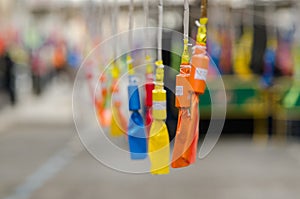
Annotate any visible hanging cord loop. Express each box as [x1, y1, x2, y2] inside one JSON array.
[[143, 0, 149, 58], [127, 0, 135, 75], [154, 0, 164, 90]]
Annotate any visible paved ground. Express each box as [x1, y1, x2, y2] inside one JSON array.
[[0, 82, 300, 199]]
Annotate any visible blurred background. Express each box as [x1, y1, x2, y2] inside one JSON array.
[[0, 0, 300, 199]]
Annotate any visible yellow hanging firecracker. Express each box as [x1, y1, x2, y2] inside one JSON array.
[[148, 0, 170, 175], [110, 0, 127, 137], [110, 60, 127, 136]]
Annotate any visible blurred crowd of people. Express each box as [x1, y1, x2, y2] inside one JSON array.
[[0, 25, 82, 106]]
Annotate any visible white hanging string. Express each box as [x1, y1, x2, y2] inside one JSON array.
[[112, 0, 119, 59], [183, 0, 189, 41], [129, 0, 134, 52], [158, 0, 163, 61], [143, 0, 149, 57], [82, 0, 98, 54]]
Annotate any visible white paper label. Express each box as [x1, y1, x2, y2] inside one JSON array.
[[153, 101, 166, 110], [194, 68, 208, 81], [175, 86, 183, 96]]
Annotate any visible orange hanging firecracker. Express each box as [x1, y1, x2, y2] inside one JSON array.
[[96, 74, 112, 127], [171, 0, 195, 168], [172, 0, 209, 167], [188, 0, 209, 163], [85, 60, 112, 129], [96, 5, 112, 128]]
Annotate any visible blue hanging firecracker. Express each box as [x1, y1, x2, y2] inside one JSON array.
[[127, 0, 147, 160]]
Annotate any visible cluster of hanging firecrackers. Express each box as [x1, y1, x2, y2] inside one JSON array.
[[84, 0, 121, 132], [94, 0, 210, 175]]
